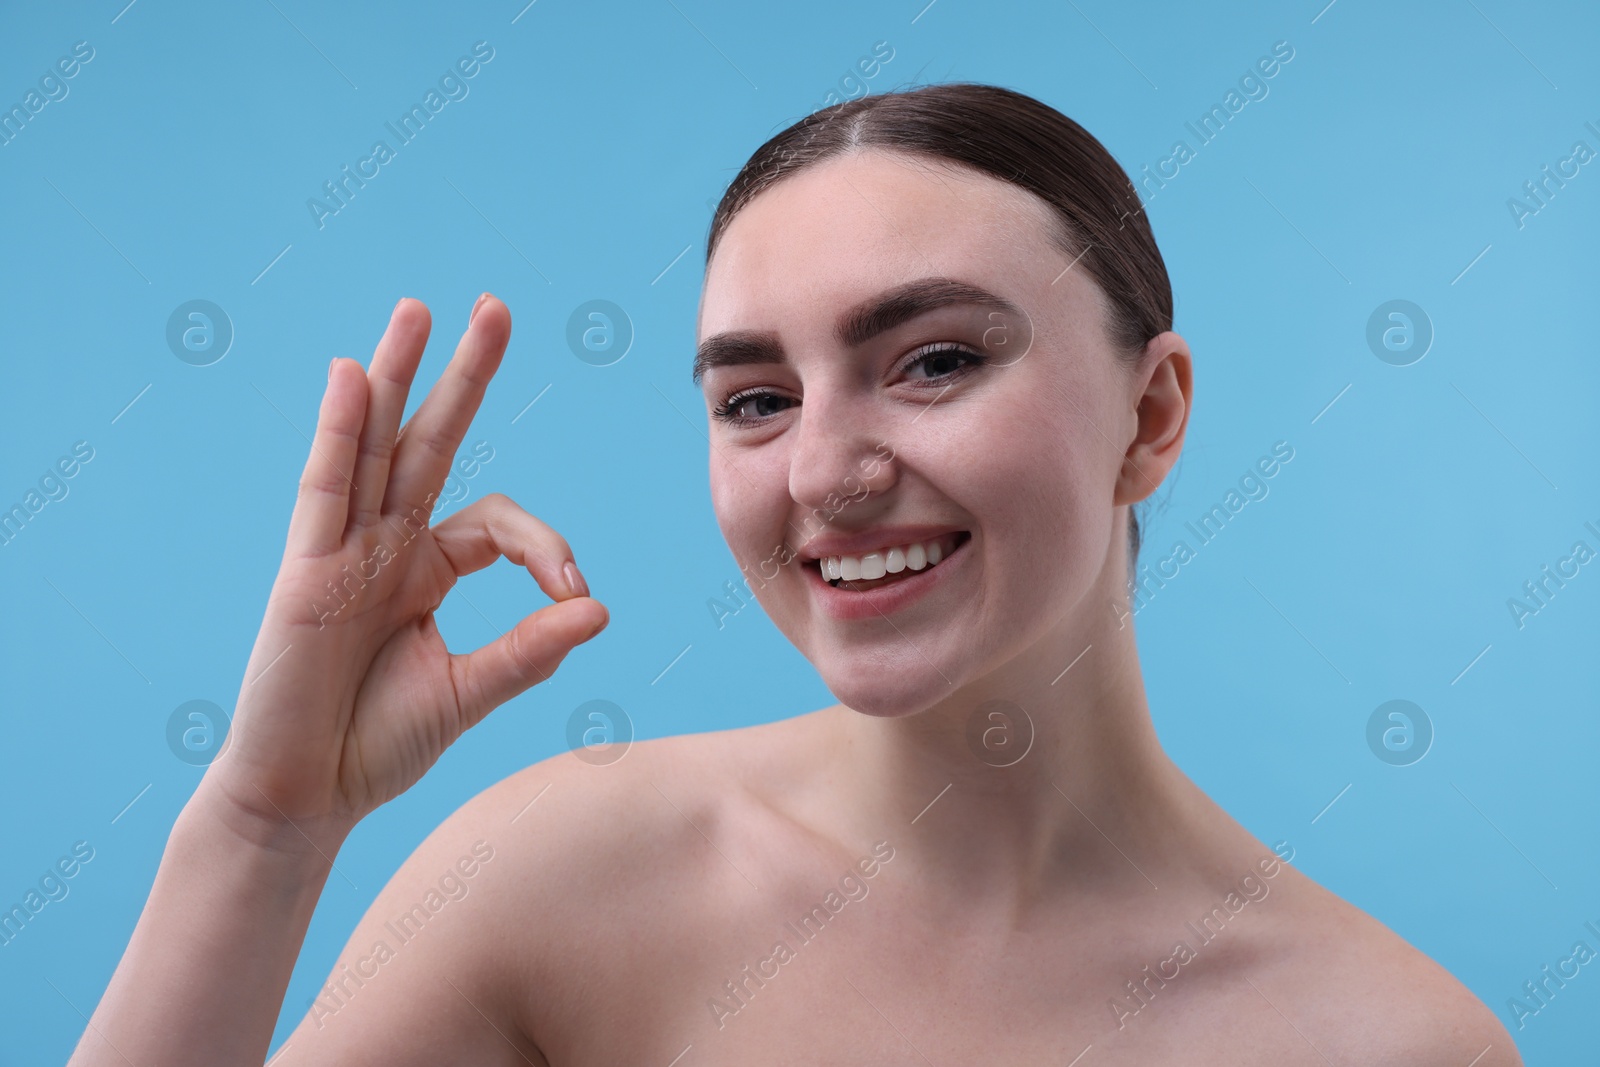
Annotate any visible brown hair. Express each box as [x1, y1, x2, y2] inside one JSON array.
[[705, 81, 1174, 571]]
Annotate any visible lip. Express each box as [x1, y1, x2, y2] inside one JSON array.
[[805, 531, 972, 621]]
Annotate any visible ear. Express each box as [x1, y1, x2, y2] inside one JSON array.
[[1113, 331, 1192, 508]]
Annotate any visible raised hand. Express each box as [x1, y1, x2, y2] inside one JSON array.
[[204, 294, 607, 839]]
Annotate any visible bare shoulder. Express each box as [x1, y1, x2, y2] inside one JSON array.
[[275, 716, 804, 1064], [455, 715, 823, 1056], [464, 711, 808, 884], [1243, 865, 1523, 1066], [460, 710, 833, 919]]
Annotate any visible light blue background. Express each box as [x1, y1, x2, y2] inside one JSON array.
[[2, 0, 1596, 1062]]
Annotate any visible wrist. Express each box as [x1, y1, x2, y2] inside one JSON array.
[[183, 774, 357, 867]]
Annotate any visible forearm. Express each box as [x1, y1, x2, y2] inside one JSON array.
[[69, 782, 351, 1067]]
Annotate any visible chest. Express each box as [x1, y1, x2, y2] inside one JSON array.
[[528, 897, 1307, 1066]]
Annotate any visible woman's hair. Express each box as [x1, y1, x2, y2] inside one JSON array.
[[706, 81, 1174, 572]]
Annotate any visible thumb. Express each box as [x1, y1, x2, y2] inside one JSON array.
[[450, 597, 608, 726]]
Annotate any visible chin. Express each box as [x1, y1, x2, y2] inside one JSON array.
[[815, 663, 946, 720]]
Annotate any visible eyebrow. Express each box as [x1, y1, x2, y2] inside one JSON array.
[[692, 276, 1025, 387]]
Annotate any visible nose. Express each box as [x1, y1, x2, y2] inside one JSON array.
[[787, 391, 897, 515]]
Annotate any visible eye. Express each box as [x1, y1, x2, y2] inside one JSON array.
[[710, 389, 795, 426], [902, 343, 986, 383], [709, 344, 987, 428]]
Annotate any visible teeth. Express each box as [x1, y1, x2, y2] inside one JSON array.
[[822, 534, 961, 585]]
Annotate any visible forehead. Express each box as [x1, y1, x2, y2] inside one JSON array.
[[697, 149, 1079, 344]]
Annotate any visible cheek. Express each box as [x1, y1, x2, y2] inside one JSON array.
[[973, 386, 1116, 592], [708, 463, 749, 548], [989, 454, 1093, 557], [710, 453, 787, 559]]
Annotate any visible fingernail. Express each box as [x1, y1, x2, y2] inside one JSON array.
[[470, 292, 491, 325], [328, 357, 336, 381], [563, 560, 589, 598]]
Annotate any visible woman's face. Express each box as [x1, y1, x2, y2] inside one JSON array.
[[696, 148, 1166, 718]]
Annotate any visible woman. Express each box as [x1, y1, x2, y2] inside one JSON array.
[[72, 83, 1519, 1065]]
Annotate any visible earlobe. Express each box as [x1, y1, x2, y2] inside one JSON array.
[[1113, 332, 1192, 507]]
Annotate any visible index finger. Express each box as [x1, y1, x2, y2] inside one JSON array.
[[382, 294, 511, 517]]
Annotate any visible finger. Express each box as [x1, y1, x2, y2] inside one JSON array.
[[348, 298, 432, 528], [430, 492, 588, 602], [450, 596, 607, 728], [285, 358, 370, 557], [384, 294, 511, 516]]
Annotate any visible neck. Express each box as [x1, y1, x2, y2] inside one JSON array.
[[821, 565, 1224, 917]]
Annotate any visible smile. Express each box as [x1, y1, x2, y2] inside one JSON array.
[[806, 531, 972, 620], [820, 531, 968, 589]]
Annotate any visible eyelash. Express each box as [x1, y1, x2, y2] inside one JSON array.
[[710, 345, 987, 427]]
